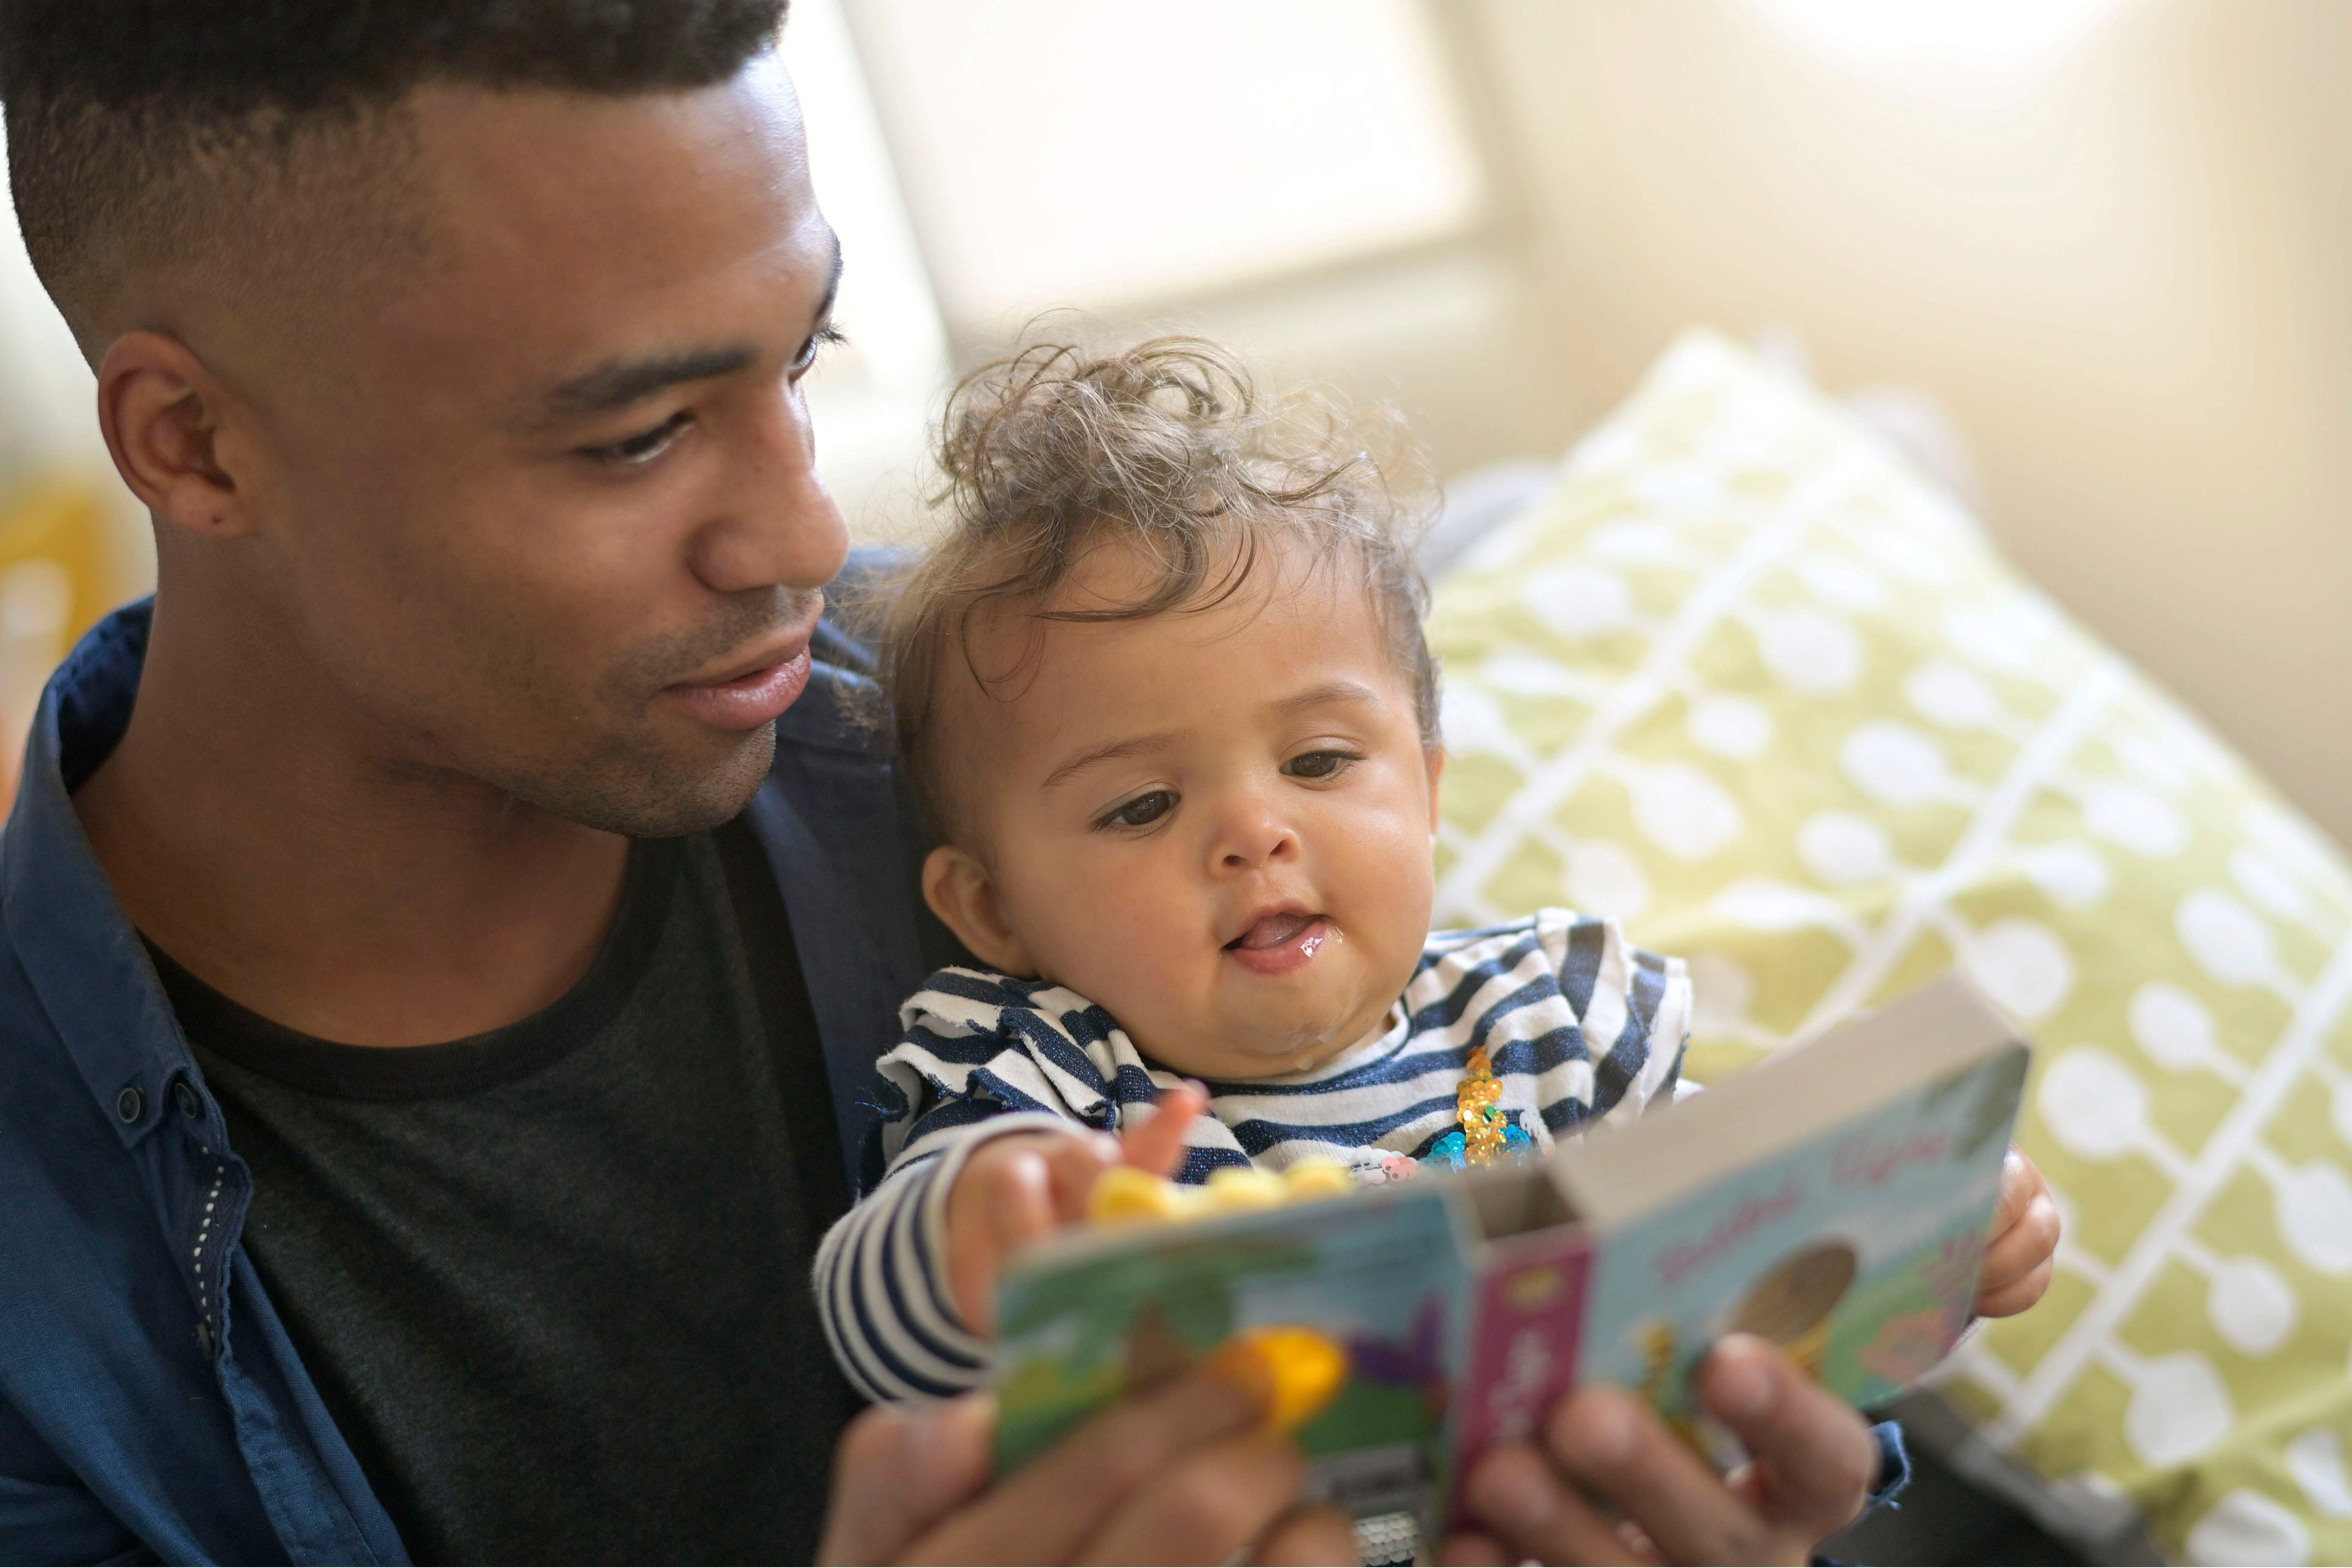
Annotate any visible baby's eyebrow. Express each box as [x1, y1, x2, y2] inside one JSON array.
[[1037, 681, 1386, 791], [1273, 678, 1385, 714], [1040, 732, 1179, 791]]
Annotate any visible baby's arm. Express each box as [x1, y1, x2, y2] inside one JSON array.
[[815, 1086, 1205, 1402]]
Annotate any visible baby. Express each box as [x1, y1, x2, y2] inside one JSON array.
[[815, 339, 2057, 1403]]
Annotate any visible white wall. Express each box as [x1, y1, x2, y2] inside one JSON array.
[[1459, 0, 2352, 843]]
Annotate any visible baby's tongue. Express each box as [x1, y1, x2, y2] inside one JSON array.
[[1231, 912, 1315, 951]]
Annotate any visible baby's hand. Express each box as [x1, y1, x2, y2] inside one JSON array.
[[1973, 1146, 2060, 1317], [943, 1085, 1206, 1335]]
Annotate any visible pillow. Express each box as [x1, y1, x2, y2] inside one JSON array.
[[1425, 331, 2352, 1566]]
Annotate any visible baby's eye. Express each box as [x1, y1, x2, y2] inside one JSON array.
[[1284, 750, 1360, 781], [1100, 790, 1176, 830]]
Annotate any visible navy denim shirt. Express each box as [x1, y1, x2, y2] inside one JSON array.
[[0, 601, 932, 1564]]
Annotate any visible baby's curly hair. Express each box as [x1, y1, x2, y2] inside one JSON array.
[[879, 336, 1440, 842]]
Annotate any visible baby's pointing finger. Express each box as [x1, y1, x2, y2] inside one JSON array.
[[1120, 1083, 1208, 1178]]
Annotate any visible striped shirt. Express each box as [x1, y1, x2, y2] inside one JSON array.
[[814, 908, 1691, 1403]]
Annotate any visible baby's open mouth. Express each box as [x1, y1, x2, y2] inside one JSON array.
[[1226, 912, 1320, 951], [1223, 912, 1333, 976]]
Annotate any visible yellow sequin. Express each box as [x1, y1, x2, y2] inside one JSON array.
[[1457, 1045, 1512, 1165]]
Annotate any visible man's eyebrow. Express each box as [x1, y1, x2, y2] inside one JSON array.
[[540, 344, 761, 420], [535, 229, 845, 423], [814, 228, 846, 327], [1040, 732, 1179, 792]]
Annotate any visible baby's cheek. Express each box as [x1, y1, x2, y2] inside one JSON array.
[[1030, 872, 1206, 1009], [1329, 813, 1438, 973]]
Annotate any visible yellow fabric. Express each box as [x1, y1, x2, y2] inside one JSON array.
[[1426, 332, 2352, 1565], [0, 479, 126, 804]]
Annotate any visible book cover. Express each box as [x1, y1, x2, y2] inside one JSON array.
[[989, 977, 2028, 1545], [1565, 1040, 2027, 1445], [994, 1181, 1470, 1535]]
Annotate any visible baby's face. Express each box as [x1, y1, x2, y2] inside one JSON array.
[[931, 543, 1441, 1080]]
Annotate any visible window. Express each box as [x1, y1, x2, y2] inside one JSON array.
[[841, 0, 1486, 338]]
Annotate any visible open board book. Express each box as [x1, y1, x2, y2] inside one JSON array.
[[991, 975, 2030, 1552]]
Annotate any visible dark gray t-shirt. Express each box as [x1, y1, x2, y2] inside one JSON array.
[[156, 822, 859, 1565]]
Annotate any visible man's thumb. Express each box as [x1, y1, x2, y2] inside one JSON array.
[[817, 1395, 996, 1564]]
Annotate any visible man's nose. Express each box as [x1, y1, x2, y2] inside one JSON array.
[[688, 379, 850, 595]]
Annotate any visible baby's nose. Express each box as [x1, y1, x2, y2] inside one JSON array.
[[1218, 811, 1300, 868]]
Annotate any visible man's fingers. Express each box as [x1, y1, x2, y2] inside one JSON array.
[[1121, 1083, 1207, 1177], [1540, 1386, 1756, 1564], [1699, 1335, 1879, 1545], [818, 1396, 996, 1565], [1078, 1434, 1312, 1564], [1459, 1439, 1649, 1565], [905, 1361, 1269, 1565], [1255, 1505, 1360, 1567], [1435, 1527, 1516, 1566]]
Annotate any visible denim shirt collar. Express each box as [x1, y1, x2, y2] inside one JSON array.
[[0, 599, 193, 1149]]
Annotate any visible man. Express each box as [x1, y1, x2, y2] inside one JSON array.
[[0, 3, 1888, 1562]]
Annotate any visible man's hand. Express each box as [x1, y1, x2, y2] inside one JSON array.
[[817, 1362, 1356, 1565], [1443, 1334, 1880, 1565], [945, 1085, 1206, 1333], [1973, 1146, 2059, 1318]]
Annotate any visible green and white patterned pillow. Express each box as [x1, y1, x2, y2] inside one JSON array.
[[1426, 331, 2352, 1565]]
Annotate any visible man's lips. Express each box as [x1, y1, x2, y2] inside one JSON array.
[[661, 639, 814, 732], [1224, 909, 1334, 976]]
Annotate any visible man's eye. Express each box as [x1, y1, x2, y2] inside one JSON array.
[[585, 410, 692, 466], [1100, 790, 1176, 830], [1285, 750, 1360, 781], [793, 325, 847, 376]]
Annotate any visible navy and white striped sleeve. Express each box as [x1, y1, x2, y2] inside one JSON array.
[[812, 1111, 1074, 1402], [1590, 927, 1691, 1128], [1532, 908, 1691, 1131]]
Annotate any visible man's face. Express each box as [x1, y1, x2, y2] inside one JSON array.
[[225, 57, 848, 836]]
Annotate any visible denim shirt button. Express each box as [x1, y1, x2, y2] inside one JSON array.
[[173, 1080, 201, 1119], [115, 1085, 143, 1124], [195, 1319, 216, 1361]]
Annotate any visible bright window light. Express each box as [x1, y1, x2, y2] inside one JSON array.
[[844, 0, 1486, 331], [1749, 0, 2132, 82], [777, 0, 953, 530]]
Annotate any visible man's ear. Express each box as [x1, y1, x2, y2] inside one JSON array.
[[921, 844, 1036, 977], [1424, 745, 1447, 834], [95, 329, 260, 541]]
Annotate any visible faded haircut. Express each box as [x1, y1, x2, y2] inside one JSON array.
[[0, 0, 789, 355], [878, 336, 1440, 844]]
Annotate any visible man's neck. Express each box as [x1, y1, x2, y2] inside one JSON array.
[[74, 593, 632, 1048]]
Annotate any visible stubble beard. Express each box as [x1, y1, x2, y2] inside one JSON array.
[[485, 586, 822, 839]]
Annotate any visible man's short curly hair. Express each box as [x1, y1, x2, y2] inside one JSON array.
[[0, 0, 788, 353], [879, 336, 1440, 844]]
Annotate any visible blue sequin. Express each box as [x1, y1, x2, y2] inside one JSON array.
[[1419, 1120, 1537, 1172]]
